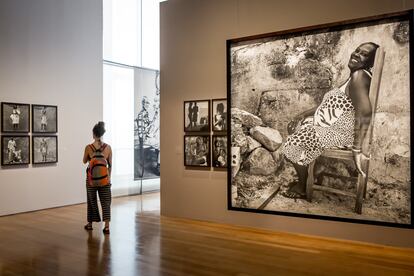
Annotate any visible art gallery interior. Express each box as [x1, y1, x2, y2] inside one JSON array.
[[0, 0, 414, 275]]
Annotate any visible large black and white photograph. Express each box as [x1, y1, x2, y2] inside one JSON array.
[[184, 135, 210, 167], [32, 136, 58, 164], [228, 12, 412, 226], [212, 99, 227, 132], [32, 105, 58, 133], [1, 102, 30, 133], [1, 136, 30, 166], [134, 69, 160, 179], [184, 100, 210, 132], [212, 135, 227, 168]]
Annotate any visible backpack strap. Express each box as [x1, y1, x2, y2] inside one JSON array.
[[89, 144, 97, 152], [89, 143, 107, 152], [100, 143, 107, 151]]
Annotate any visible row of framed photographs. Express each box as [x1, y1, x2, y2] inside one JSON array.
[[1, 135, 58, 166], [184, 99, 227, 132], [1, 102, 58, 133], [184, 135, 227, 168]]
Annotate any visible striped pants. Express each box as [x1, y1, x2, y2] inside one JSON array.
[[86, 185, 112, 222]]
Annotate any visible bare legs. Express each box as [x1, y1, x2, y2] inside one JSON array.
[[282, 161, 308, 198]]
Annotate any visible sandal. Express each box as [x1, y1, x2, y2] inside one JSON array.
[[281, 190, 306, 199], [103, 227, 110, 234], [84, 223, 93, 231]]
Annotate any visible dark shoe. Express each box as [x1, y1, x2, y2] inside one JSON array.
[[103, 227, 110, 234], [84, 223, 93, 231], [281, 189, 306, 199]]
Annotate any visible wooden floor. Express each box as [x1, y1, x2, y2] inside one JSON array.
[[1, 194, 414, 276]]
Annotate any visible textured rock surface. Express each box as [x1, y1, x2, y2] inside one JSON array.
[[246, 136, 261, 153], [271, 147, 285, 172], [250, 126, 283, 152], [244, 148, 276, 176], [259, 90, 316, 139], [231, 107, 263, 128], [231, 122, 248, 154]]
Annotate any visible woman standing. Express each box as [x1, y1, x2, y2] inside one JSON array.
[[282, 42, 379, 199], [83, 121, 112, 234]]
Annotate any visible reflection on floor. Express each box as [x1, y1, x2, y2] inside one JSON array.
[[0, 192, 414, 275]]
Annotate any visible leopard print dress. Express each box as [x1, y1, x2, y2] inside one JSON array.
[[282, 75, 364, 166]]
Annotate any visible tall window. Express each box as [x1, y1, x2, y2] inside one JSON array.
[[103, 0, 162, 196]]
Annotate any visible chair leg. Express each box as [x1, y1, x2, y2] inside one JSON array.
[[355, 159, 369, 214], [306, 161, 316, 202]]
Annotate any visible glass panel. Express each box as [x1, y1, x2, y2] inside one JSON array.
[[103, 0, 142, 66], [142, 0, 160, 69], [103, 64, 140, 196]]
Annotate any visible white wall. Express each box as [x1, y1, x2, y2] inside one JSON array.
[[160, 0, 414, 247], [0, 0, 102, 215]]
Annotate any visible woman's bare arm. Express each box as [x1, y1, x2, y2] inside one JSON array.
[[83, 146, 90, 164], [348, 70, 372, 150]]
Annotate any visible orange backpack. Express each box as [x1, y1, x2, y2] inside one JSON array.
[[88, 144, 110, 187]]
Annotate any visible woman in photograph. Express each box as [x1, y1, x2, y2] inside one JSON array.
[[40, 138, 48, 162], [83, 121, 113, 234], [7, 138, 16, 163], [40, 108, 48, 131], [10, 105, 21, 130], [213, 103, 226, 131], [213, 139, 227, 167], [190, 137, 208, 166], [192, 102, 199, 128], [281, 42, 379, 199], [187, 102, 193, 129]]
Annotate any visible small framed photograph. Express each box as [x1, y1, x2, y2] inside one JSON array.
[[32, 136, 58, 164], [212, 135, 227, 168], [1, 135, 30, 165], [1, 102, 30, 133], [212, 99, 227, 132], [184, 100, 210, 132], [184, 135, 210, 167], [32, 105, 58, 133]]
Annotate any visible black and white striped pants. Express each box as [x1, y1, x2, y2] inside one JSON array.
[[86, 185, 112, 222]]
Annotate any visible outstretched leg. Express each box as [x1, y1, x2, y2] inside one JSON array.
[[282, 162, 308, 199]]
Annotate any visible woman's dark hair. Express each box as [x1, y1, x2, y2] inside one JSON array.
[[93, 121, 106, 138], [216, 103, 224, 113], [362, 42, 380, 69]]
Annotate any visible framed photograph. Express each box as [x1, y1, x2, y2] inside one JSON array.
[[184, 135, 210, 167], [227, 11, 413, 227], [1, 102, 30, 133], [32, 105, 58, 133], [212, 99, 227, 132], [1, 136, 30, 165], [134, 69, 160, 180], [212, 135, 227, 168], [184, 100, 210, 132], [32, 136, 58, 164]]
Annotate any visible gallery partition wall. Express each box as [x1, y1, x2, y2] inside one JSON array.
[[103, 0, 161, 196]]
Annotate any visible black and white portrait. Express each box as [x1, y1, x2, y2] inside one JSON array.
[[212, 99, 227, 132], [229, 13, 411, 226], [134, 69, 160, 179], [212, 135, 227, 168], [184, 100, 210, 132], [184, 135, 210, 167], [32, 105, 57, 133], [1, 102, 30, 133], [1, 136, 30, 165], [32, 136, 58, 164]]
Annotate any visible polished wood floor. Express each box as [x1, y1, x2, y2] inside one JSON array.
[[1, 193, 414, 276]]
